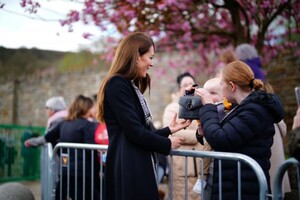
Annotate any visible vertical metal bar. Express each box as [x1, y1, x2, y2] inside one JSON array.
[[200, 158, 204, 200], [273, 158, 299, 200], [75, 149, 78, 200], [184, 156, 188, 200], [297, 166, 300, 198], [83, 149, 86, 200], [218, 159, 222, 200], [100, 150, 103, 200], [91, 150, 94, 200], [237, 161, 241, 200], [169, 155, 173, 200], [67, 148, 70, 200], [60, 148, 63, 200]]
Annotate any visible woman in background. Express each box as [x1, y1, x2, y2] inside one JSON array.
[[27, 95, 100, 200], [162, 72, 202, 200], [261, 82, 291, 196]]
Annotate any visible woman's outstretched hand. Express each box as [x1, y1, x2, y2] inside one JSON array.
[[169, 135, 185, 149], [168, 113, 191, 134]]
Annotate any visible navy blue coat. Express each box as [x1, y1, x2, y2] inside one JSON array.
[[45, 118, 99, 177], [103, 76, 171, 200], [45, 118, 100, 200], [199, 90, 284, 200]]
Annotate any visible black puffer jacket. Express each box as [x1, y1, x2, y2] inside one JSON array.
[[199, 90, 284, 200]]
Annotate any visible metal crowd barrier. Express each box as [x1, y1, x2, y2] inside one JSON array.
[[49, 143, 108, 200], [47, 143, 270, 200], [41, 143, 53, 200], [169, 150, 269, 200], [273, 158, 300, 200]]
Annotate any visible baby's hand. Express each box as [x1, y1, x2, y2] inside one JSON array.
[[195, 88, 214, 104]]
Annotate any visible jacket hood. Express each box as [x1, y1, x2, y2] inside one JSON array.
[[243, 58, 266, 80], [242, 90, 284, 123]]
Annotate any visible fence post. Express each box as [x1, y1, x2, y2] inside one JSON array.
[[273, 158, 300, 200]]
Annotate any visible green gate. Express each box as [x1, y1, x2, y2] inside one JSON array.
[[0, 124, 45, 183]]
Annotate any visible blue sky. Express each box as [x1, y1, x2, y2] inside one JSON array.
[[0, 0, 106, 52]]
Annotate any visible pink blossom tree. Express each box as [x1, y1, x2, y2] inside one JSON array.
[[11, 0, 300, 75]]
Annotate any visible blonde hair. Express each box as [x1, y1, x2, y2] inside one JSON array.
[[261, 81, 275, 93], [65, 95, 93, 121], [220, 50, 237, 64], [222, 61, 263, 91], [97, 32, 154, 123]]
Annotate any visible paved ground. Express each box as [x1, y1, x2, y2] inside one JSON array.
[[20, 181, 41, 200], [20, 181, 170, 200], [18, 180, 300, 200]]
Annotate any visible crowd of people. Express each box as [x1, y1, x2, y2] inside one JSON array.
[[24, 32, 299, 200]]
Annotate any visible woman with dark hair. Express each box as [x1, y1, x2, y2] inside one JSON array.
[[195, 61, 284, 200], [162, 72, 202, 200], [97, 32, 191, 200]]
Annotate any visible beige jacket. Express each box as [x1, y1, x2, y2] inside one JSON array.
[[292, 107, 300, 130], [270, 120, 291, 195], [162, 93, 203, 200]]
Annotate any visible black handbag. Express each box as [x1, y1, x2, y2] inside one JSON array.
[[178, 95, 202, 119]]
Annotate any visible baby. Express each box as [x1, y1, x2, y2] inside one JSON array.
[[193, 77, 231, 194]]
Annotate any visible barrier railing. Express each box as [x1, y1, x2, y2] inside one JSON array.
[[169, 149, 269, 200], [41, 143, 53, 200], [50, 143, 107, 200], [273, 158, 300, 200], [48, 143, 270, 200]]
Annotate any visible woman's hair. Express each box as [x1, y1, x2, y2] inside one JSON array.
[[176, 72, 195, 88], [235, 43, 258, 60], [222, 61, 263, 91], [65, 95, 94, 121], [220, 50, 237, 64], [97, 32, 155, 123], [261, 81, 275, 93]]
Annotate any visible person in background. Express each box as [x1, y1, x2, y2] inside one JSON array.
[[90, 94, 109, 146], [261, 82, 291, 196], [21, 129, 39, 177], [214, 49, 237, 77], [292, 106, 300, 130], [27, 94, 100, 200], [193, 77, 227, 196], [235, 43, 266, 80], [96, 32, 191, 200], [45, 96, 68, 132], [194, 61, 284, 200], [289, 94, 300, 161], [162, 72, 203, 200], [290, 106, 300, 161], [23, 96, 68, 147], [23, 96, 68, 198]]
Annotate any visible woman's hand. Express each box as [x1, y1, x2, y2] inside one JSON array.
[[169, 135, 185, 149], [184, 84, 198, 95], [194, 88, 214, 105], [168, 113, 191, 134], [24, 140, 31, 148]]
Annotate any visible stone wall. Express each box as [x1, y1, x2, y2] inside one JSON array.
[[0, 66, 179, 127], [267, 52, 300, 132], [0, 68, 106, 126]]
